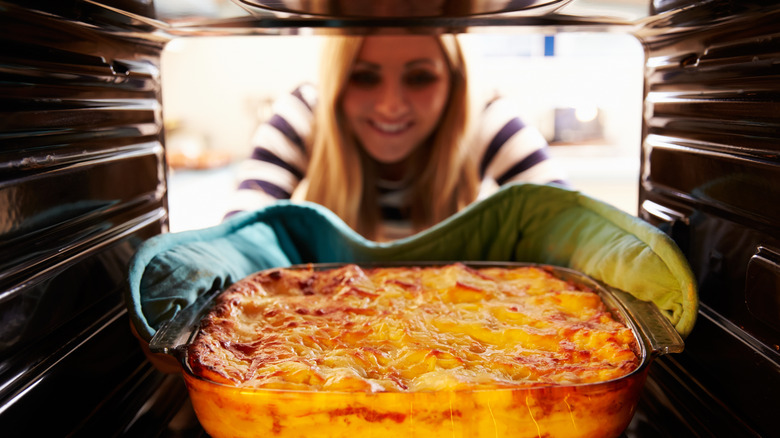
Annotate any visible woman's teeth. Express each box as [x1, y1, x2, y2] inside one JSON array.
[[372, 120, 409, 134]]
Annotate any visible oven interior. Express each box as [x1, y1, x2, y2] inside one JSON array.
[[0, 1, 778, 437]]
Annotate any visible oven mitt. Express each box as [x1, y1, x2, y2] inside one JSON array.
[[126, 183, 697, 343]]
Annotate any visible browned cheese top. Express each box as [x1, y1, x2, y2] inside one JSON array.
[[187, 263, 640, 392]]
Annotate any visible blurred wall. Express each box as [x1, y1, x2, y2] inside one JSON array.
[[161, 35, 323, 159]]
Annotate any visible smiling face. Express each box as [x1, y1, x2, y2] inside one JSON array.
[[341, 35, 452, 169]]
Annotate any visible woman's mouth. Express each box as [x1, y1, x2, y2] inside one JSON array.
[[369, 119, 412, 135]]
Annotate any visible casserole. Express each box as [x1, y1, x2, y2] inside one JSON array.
[[150, 262, 684, 438]]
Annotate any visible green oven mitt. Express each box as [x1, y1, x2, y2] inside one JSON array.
[[125, 183, 698, 342]]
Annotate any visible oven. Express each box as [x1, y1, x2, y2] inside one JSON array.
[[0, 1, 777, 437]]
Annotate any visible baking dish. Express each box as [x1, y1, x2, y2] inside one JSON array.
[[150, 261, 684, 438]]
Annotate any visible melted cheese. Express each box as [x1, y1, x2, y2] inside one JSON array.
[[188, 263, 639, 392]]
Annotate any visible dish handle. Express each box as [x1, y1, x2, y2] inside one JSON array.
[[148, 287, 222, 358], [605, 287, 685, 356]]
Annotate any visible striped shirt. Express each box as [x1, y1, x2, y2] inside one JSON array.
[[228, 84, 567, 240]]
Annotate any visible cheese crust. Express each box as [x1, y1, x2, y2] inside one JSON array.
[[187, 263, 639, 392]]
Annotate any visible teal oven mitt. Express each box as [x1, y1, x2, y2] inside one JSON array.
[[125, 183, 698, 342]]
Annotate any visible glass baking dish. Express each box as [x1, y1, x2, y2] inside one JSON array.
[[150, 261, 684, 438]]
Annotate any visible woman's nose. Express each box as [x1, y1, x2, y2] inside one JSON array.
[[375, 80, 409, 117]]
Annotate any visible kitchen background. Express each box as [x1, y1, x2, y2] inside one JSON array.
[[160, 1, 647, 232]]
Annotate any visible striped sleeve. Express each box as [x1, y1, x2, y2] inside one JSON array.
[[226, 84, 316, 217], [474, 98, 568, 198]]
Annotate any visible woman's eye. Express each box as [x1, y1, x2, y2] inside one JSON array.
[[349, 71, 380, 87], [404, 71, 438, 87]]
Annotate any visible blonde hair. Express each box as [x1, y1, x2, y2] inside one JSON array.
[[299, 33, 479, 240]]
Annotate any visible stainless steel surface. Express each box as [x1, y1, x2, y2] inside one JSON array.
[[636, 2, 780, 436], [236, 0, 574, 17], [0, 2, 176, 436], [80, 0, 633, 37]]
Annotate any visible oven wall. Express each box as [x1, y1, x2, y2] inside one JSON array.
[[0, 2, 189, 436], [635, 1, 780, 436]]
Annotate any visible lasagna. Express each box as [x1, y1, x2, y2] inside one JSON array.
[[187, 263, 640, 392]]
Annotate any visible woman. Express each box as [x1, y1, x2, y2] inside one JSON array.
[[229, 33, 567, 241]]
